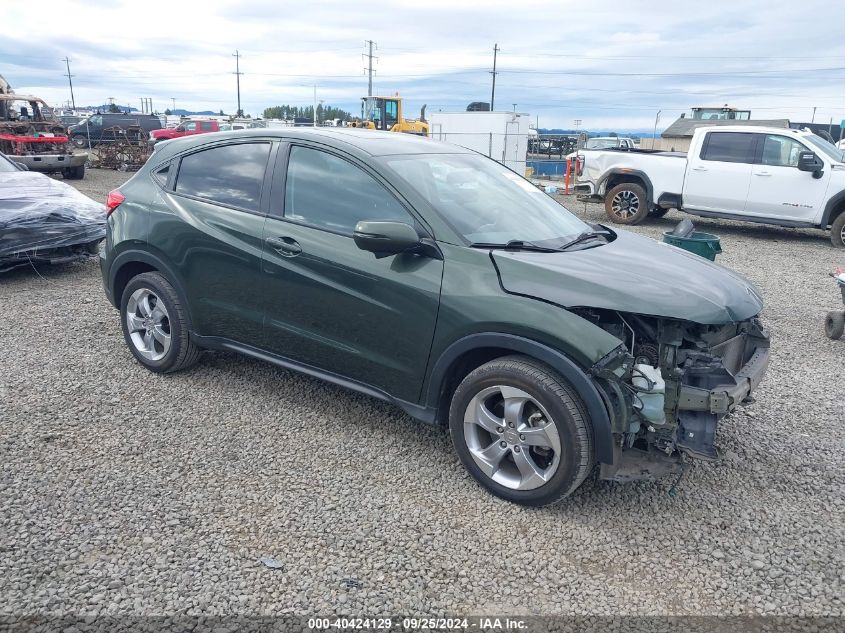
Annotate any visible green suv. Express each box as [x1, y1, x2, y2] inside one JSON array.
[[101, 129, 770, 506]]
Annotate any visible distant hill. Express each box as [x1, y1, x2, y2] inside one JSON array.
[[82, 105, 219, 117]]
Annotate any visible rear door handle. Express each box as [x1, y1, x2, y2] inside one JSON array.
[[754, 171, 772, 176], [266, 236, 302, 257], [692, 166, 708, 171]]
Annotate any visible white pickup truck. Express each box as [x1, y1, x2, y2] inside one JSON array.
[[574, 125, 845, 247]]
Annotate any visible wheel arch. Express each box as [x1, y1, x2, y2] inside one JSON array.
[[108, 249, 194, 330], [599, 169, 654, 205], [821, 190, 845, 228], [425, 333, 615, 465]]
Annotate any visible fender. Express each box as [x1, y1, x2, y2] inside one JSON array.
[[425, 333, 615, 465], [820, 189, 845, 227], [107, 248, 194, 330], [596, 168, 655, 205]]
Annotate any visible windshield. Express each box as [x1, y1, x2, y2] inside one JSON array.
[[585, 138, 621, 149], [384, 153, 591, 245], [804, 134, 844, 163]]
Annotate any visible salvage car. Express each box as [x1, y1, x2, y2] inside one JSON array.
[[0, 93, 87, 179], [0, 152, 105, 272], [100, 129, 769, 506]]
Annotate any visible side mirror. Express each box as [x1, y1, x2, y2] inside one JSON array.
[[353, 220, 421, 258], [175, 125, 185, 132], [797, 151, 824, 178]]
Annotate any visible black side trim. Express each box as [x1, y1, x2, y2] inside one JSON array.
[[596, 169, 654, 205], [191, 334, 438, 425], [821, 189, 845, 227], [682, 208, 816, 228], [425, 333, 615, 465], [657, 192, 682, 209]]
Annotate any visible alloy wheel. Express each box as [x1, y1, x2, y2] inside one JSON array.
[[611, 190, 640, 219], [125, 288, 171, 361], [463, 385, 562, 490]]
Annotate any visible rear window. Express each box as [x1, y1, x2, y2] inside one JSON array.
[[701, 132, 755, 163], [175, 142, 271, 212]]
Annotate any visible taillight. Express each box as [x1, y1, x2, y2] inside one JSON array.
[[106, 189, 125, 216]]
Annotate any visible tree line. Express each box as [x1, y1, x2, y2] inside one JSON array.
[[262, 104, 354, 122]]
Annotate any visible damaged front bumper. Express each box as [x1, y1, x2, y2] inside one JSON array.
[[590, 315, 770, 482]]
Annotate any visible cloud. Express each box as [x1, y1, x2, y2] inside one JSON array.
[[3, 0, 845, 130]]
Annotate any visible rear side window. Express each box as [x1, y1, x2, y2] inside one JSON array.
[[200, 121, 214, 131], [701, 132, 755, 163], [175, 142, 271, 212], [284, 145, 411, 234]]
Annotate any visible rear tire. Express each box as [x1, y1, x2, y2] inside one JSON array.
[[119, 272, 201, 373], [825, 311, 845, 340], [605, 183, 649, 225], [448, 355, 594, 506], [71, 134, 87, 149], [830, 212, 845, 248], [62, 164, 85, 180]]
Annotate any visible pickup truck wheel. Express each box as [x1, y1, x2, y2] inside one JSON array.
[[830, 213, 845, 248], [825, 311, 845, 340], [449, 355, 594, 506], [605, 183, 649, 225], [62, 164, 85, 180], [71, 134, 87, 149]]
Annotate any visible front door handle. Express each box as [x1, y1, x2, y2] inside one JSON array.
[[754, 171, 772, 177], [266, 236, 302, 257], [692, 166, 708, 171]]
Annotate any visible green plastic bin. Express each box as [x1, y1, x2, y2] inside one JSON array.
[[662, 230, 722, 261]]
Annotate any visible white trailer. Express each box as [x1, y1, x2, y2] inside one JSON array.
[[428, 111, 531, 175]]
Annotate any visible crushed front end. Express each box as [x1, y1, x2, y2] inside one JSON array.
[[0, 95, 86, 173], [576, 309, 770, 481]]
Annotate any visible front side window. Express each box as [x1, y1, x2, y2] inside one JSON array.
[[284, 146, 411, 234], [175, 142, 271, 212], [88, 115, 102, 127], [761, 135, 805, 167], [702, 132, 755, 163]]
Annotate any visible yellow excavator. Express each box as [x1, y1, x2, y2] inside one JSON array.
[[349, 94, 428, 135]]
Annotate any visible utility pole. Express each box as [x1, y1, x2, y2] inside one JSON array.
[[171, 97, 176, 113], [62, 57, 76, 110], [313, 85, 317, 127], [363, 40, 378, 97], [233, 50, 243, 117], [490, 43, 499, 111], [811, 106, 816, 123]]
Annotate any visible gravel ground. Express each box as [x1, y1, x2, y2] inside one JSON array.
[[1, 167, 844, 619]]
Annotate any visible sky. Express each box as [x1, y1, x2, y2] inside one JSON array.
[[2, 0, 844, 132]]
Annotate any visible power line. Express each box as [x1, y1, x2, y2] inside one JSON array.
[[490, 43, 499, 110], [62, 57, 75, 110], [363, 40, 378, 97], [233, 50, 243, 116]]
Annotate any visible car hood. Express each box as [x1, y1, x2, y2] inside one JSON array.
[[491, 230, 763, 325]]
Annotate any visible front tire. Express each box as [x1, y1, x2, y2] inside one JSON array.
[[830, 212, 845, 248], [448, 356, 594, 506], [605, 182, 649, 225], [119, 272, 201, 373], [71, 134, 87, 149]]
